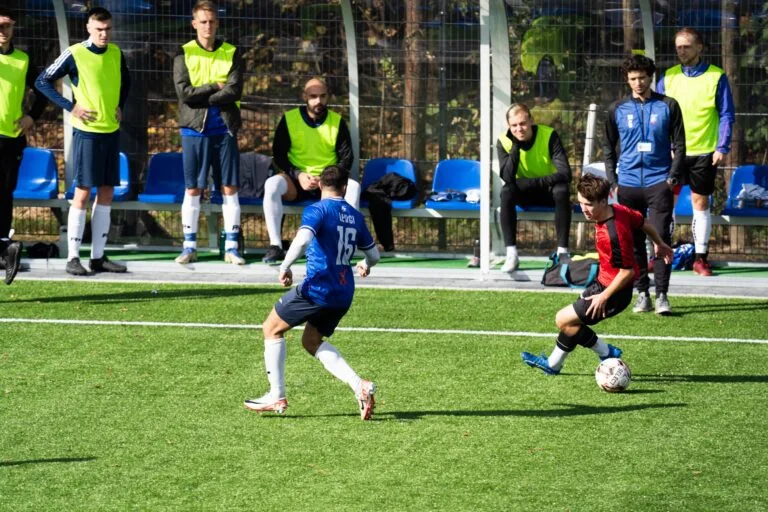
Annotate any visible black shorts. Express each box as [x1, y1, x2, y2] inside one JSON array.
[[684, 154, 717, 196], [283, 172, 321, 202], [573, 281, 634, 326], [274, 286, 349, 337]]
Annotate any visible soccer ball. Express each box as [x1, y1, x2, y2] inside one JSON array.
[[595, 358, 631, 392]]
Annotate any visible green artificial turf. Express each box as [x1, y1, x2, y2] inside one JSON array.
[[1, 281, 767, 511]]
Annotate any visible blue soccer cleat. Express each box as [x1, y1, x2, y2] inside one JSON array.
[[600, 344, 623, 361], [521, 351, 560, 375]]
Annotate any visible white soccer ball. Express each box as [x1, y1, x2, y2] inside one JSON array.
[[595, 358, 631, 393]]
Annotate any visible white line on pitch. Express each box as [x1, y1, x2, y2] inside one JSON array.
[[1, 317, 767, 345]]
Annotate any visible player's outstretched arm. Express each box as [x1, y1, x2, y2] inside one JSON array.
[[278, 228, 314, 285], [356, 245, 380, 278]]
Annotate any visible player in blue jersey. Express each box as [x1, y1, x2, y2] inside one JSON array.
[[245, 165, 381, 420]]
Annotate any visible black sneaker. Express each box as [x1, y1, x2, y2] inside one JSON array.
[[90, 255, 127, 273], [66, 257, 89, 276], [4, 242, 22, 285], [262, 245, 286, 264]]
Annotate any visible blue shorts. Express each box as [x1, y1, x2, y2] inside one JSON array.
[[182, 133, 240, 190], [72, 129, 120, 188], [274, 286, 349, 337]]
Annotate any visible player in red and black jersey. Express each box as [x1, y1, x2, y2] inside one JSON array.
[[522, 174, 673, 376]]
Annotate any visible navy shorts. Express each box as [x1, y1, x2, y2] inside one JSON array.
[[182, 133, 240, 190], [72, 129, 120, 188], [684, 154, 717, 196], [274, 286, 349, 337], [573, 281, 634, 326]]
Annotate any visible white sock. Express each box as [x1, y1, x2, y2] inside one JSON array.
[[547, 346, 568, 370], [264, 338, 286, 399], [344, 179, 361, 210], [67, 206, 87, 261], [263, 175, 287, 247], [90, 204, 111, 259], [181, 193, 201, 250], [222, 193, 241, 251], [692, 208, 711, 255], [315, 341, 362, 393], [589, 337, 610, 358], [506, 246, 518, 259], [557, 246, 569, 255]]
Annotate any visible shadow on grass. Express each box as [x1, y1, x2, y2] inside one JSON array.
[[4, 286, 277, 305], [671, 301, 768, 314], [272, 402, 685, 421], [0, 457, 96, 467], [635, 374, 768, 383]]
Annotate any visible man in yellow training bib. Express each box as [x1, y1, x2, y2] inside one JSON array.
[[657, 27, 735, 277], [173, 0, 245, 266], [0, 6, 47, 284], [36, 7, 131, 276], [261, 78, 359, 264]]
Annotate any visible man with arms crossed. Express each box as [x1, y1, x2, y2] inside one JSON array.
[[245, 165, 379, 420], [36, 7, 130, 275], [261, 78, 359, 264], [657, 27, 736, 276], [521, 174, 673, 375], [173, 0, 245, 265]]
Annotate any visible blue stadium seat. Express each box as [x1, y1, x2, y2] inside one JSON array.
[[65, 152, 132, 201], [13, 147, 59, 200], [138, 152, 185, 203], [722, 165, 768, 217], [210, 189, 263, 206], [360, 158, 419, 209], [674, 185, 700, 216], [424, 159, 480, 211]]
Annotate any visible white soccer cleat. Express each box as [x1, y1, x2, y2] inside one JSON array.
[[356, 380, 376, 421], [175, 248, 198, 264], [244, 394, 288, 414], [225, 248, 246, 265], [501, 255, 519, 273]]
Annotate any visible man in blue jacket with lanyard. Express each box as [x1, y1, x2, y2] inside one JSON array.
[[36, 7, 130, 276], [0, 7, 47, 284], [657, 27, 736, 276], [604, 54, 686, 316]]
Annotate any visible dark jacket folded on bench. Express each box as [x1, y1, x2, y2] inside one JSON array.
[[362, 173, 418, 251]]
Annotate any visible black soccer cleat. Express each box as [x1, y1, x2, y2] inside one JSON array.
[[262, 245, 286, 265], [90, 255, 127, 273], [3, 241, 23, 285], [66, 257, 89, 276]]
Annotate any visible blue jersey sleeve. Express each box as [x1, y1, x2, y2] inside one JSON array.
[[299, 204, 324, 237]]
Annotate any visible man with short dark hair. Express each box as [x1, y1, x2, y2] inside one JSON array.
[[173, 0, 245, 265], [0, 6, 47, 285], [657, 27, 736, 276], [261, 78, 359, 264], [245, 165, 380, 420], [604, 54, 685, 315], [36, 7, 130, 276], [521, 174, 673, 376]]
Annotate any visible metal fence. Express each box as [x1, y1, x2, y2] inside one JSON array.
[[8, 0, 768, 258]]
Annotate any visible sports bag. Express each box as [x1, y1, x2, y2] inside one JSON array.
[[541, 252, 599, 288]]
